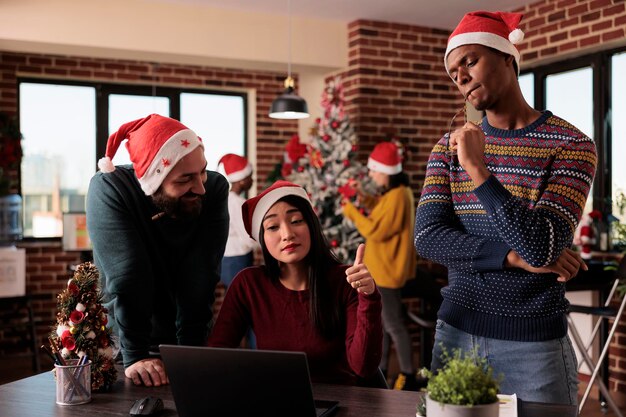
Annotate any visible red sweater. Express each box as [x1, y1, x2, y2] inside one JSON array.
[[209, 265, 383, 385]]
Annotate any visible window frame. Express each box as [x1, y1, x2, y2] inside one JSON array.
[[520, 45, 625, 216]]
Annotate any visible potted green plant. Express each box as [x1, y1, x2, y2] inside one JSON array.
[[420, 347, 500, 417]]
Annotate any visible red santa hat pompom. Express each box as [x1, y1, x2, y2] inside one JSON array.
[[367, 142, 402, 175], [218, 153, 253, 183], [97, 114, 204, 196], [445, 10, 525, 77], [242, 180, 311, 242]]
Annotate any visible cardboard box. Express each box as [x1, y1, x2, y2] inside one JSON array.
[[0, 246, 26, 297]]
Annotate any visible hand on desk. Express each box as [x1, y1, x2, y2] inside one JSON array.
[[125, 358, 169, 387], [506, 248, 588, 282]]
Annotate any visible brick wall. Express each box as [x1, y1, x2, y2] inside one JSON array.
[[514, 0, 626, 397], [339, 20, 460, 196], [515, 0, 625, 66]]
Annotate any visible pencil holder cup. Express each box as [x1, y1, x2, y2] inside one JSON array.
[[55, 359, 92, 405]]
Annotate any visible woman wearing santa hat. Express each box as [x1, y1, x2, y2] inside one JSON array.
[[342, 141, 419, 391], [209, 180, 383, 385]]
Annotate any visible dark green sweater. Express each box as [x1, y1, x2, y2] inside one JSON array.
[[86, 165, 229, 367]]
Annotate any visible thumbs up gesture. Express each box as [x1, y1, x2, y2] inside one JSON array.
[[345, 243, 376, 296]]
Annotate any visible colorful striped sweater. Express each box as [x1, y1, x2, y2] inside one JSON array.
[[414, 111, 597, 341]]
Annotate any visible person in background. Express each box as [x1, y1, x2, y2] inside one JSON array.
[[342, 142, 420, 391], [218, 153, 257, 288], [209, 180, 383, 385], [217, 153, 258, 348], [87, 114, 229, 387], [414, 11, 596, 405]]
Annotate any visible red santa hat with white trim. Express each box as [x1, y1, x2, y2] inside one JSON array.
[[367, 142, 402, 175], [242, 180, 311, 242], [97, 114, 203, 196], [444, 10, 525, 77], [218, 153, 253, 183]]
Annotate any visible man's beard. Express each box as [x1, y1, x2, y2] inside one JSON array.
[[152, 190, 203, 219]]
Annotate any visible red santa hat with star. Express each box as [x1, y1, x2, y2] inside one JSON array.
[[97, 114, 203, 196], [242, 180, 311, 242], [218, 153, 253, 183], [444, 10, 525, 77]]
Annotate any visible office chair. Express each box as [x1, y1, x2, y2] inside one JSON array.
[[567, 258, 626, 417]]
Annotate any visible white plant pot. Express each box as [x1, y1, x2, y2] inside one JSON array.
[[425, 394, 499, 417]]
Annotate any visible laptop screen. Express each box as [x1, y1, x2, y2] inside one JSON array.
[[159, 345, 338, 417]]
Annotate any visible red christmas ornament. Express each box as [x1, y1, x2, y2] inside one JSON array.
[[285, 134, 308, 162], [68, 282, 79, 296], [343, 159, 350, 167], [338, 183, 357, 199], [331, 240, 339, 248], [331, 120, 340, 129], [323, 134, 330, 142], [315, 117, 321, 124], [297, 165, 305, 173], [60, 330, 76, 351], [281, 162, 293, 177], [589, 210, 602, 220], [69, 310, 85, 325]]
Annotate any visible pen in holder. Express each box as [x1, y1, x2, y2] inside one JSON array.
[[55, 358, 92, 405]]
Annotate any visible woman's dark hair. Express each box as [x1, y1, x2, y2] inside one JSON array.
[[258, 194, 342, 338], [385, 171, 410, 193]]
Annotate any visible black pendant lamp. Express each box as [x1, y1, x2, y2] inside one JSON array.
[[269, 0, 310, 120], [269, 76, 309, 119]]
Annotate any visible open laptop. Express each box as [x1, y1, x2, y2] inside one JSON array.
[[160, 345, 339, 417]]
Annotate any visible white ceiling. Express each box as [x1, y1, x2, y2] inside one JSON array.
[[149, 0, 535, 30]]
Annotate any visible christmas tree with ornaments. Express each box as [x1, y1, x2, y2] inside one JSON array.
[[284, 76, 372, 263], [49, 262, 117, 391]]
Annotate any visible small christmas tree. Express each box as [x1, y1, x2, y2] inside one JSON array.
[[285, 77, 371, 263], [49, 262, 117, 391]]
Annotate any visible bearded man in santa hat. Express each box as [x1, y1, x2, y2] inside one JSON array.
[[414, 11, 597, 405], [87, 114, 229, 387]]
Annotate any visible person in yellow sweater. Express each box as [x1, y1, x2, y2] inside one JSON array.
[[342, 141, 419, 390]]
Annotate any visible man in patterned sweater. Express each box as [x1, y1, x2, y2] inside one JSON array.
[[414, 11, 597, 405]]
